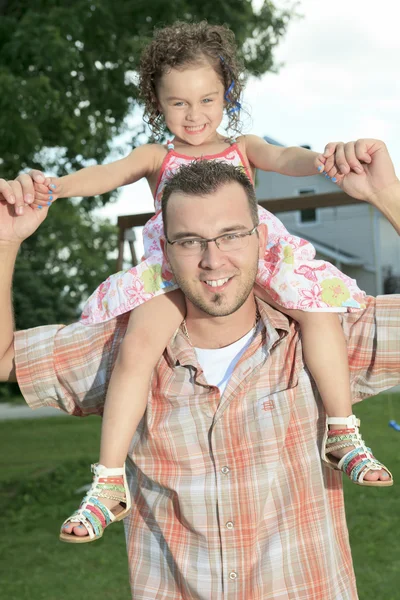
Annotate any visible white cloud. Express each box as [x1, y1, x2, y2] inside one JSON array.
[[244, 0, 400, 165]]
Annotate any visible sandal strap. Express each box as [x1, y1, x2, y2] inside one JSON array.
[[323, 416, 393, 484], [326, 415, 360, 427], [61, 463, 130, 540]]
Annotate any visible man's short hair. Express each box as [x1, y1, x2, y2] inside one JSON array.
[[161, 160, 259, 235]]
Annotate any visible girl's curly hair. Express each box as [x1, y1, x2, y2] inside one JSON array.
[[139, 21, 245, 137]]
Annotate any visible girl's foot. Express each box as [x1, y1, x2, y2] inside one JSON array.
[[60, 463, 131, 543], [322, 415, 393, 486]]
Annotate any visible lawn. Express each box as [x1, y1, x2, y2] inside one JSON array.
[[1, 393, 399, 600]]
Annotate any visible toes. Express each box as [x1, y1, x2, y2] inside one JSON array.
[[73, 525, 89, 537], [62, 522, 89, 537], [362, 468, 390, 482], [363, 470, 380, 482]]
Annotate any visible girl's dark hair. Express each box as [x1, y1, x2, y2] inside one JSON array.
[[139, 21, 245, 137]]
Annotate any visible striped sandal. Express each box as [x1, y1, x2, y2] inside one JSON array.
[[59, 463, 131, 543], [321, 415, 393, 487]]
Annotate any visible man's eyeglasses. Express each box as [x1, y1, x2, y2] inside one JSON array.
[[166, 226, 258, 256]]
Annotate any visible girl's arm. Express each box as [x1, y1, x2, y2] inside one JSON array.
[[243, 134, 321, 177], [33, 144, 161, 204]]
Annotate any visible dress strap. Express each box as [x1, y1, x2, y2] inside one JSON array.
[[167, 139, 175, 151]]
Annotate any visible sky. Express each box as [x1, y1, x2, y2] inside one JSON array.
[[99, 0, 400, 223]]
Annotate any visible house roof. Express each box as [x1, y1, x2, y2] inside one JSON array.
[[289, 230, 365, 266]]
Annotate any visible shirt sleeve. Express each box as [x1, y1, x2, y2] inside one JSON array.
[[340, 295, 400, 402], [14, 315, 129, 416]]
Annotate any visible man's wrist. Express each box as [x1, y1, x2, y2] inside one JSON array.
[[0, 240, 21, 253], [369, 179, 400, 234], [369, 179, 400, 204]]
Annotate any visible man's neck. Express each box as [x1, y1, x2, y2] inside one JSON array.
[[184, 295, 258, 349]]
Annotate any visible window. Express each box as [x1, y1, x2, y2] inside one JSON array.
[[297, 188, 318, 225], [300, 208, 317, 223]]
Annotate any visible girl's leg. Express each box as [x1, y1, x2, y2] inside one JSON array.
[[254, 286, 389, 482], [291, 311, 388, 482], [62, 290, 186, 537]]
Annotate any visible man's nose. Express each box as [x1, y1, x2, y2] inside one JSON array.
[[199, 241, 226, 269]]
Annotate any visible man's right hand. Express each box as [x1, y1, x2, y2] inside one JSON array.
[[0, 179, 49, 245]]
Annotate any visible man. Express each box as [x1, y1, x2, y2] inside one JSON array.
[[0, 140, 399, 599]]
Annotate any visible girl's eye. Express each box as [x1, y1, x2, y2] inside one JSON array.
[[202, 98, 212, 104], [174, 102, 185, 107]]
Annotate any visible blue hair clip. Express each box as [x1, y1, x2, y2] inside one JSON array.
[[220, 56, 242, 115], [223, 78, 241, 114]]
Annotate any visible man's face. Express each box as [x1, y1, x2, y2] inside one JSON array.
[[164, 182, 266, 318]]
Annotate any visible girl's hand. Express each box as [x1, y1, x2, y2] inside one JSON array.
[[0, 170, 59, 216], [22, 169, 61, 209], [31, 175, 61, 209], [315, 142, 345, 185]]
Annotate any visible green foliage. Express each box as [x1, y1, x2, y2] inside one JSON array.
[[13, 201, 117, 328], [0, 1, 294, 399], [0, 0, 294, 180]]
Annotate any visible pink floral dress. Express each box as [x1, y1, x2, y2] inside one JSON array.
[[80, 141, 366, 325]]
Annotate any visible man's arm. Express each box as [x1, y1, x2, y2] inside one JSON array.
[[341, 295, 400, 401], [0, 182, 125, 414], [370, 181, 400, 235], [14, 318, 126, 416], [0, 244, 17, 381], [0, 186, 48, 380]]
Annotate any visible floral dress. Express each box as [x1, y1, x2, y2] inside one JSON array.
[[80, 140, 366, 325]]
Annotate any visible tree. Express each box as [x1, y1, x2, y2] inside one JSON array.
[[0, 0, 294, 180], [0, 0, 294, 397]]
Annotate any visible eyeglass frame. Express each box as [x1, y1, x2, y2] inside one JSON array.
[[165, 225, 259, 254]]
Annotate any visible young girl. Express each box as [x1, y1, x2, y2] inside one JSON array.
[[28, 21, 392, 543]]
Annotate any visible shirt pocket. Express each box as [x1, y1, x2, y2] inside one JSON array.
[[249, 349, 304, 462]]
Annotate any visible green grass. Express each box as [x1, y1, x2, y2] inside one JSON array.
[[1, 394, 400, 599], [344, 394, 400, 600], [0, 416, 131, 600]]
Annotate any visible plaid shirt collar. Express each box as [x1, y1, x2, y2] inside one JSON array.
[[166, 298, 292, 368]]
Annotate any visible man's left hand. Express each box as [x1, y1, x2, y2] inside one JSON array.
[[318, 139, 399, 203]]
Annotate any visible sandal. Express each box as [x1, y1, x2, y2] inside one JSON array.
[[59, 463, 131, 543], [321, 415, 393, 487]]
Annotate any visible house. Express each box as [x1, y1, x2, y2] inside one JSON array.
[[255, 137, 400, 295]]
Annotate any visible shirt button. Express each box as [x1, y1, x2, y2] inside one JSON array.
[[221, 466, 230, 475], [229, 571, 238, 580], [226, 521, 234, 530]]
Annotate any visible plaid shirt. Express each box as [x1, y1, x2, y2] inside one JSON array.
[[14, 296, 400, 600]]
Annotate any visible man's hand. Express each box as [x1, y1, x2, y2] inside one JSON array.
[[317, 139, 398, 202], [0, 170, 58, 216], [318, 139, 400, 234], [0, 180, 49, 245]]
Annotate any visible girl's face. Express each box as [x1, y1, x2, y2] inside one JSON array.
[[157, 62, 225, 146]]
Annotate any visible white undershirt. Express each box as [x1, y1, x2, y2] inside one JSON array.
[[194, 328, 255, 395]]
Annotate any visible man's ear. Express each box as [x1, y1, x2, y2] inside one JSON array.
[[160, 236, 168, 262], [257, 223, 268, 259]]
